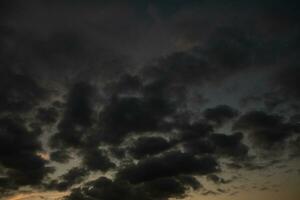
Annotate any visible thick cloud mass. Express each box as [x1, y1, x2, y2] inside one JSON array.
[[50, 82, 95, 149], [117, 151, 218, 184], [0, 117, 52, 192], [98, 93, 174, 144], [0, 0, 299, 199]]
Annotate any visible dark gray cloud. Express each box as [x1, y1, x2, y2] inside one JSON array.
[[183, 138, 215, 155], [203, 105, 239, 127], [274, 66, 300, 100], [207, 174, 231, 185], [0, 117, 53, 194], [98, 93, 175, 144], [47, 167, 89, 191], [36, 106, 59, 124], [129, 136, 174, 159], [233, 111, 299, 149], [80, 148, 115, 172], [117, 151, 218, 184], [49, 82, 95, 149], [178, 121, 213, 141], [49, 150, 72, 164], [210, 133, 248, 158], [65, 177, 148, 200], [0, 68, 47, 113], [183, 132, 248, 159], [66, 174, 201, 200]]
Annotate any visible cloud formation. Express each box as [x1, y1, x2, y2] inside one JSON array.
[[0, 0, 299, 199]]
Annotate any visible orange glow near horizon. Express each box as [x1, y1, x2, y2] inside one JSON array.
[[6, 191, 68, 200]]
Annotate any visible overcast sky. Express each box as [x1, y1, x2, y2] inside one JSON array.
[[0, 1, 300, 200]]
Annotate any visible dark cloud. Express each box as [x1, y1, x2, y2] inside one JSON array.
[[176, 175, 202, 190], [274, 66, 300, 100], [98, 94, 174, 144], [206, 174, 231, 184], [183, 138, 215, 155], [0, 117, 52, 193], [65, 177, 147, 200], [203, 105, 239, 126], [109, 147, 126, 159], [60, 82, 95, 128], [129, 136, 174, 159], [201, 190, 218, 196], [50, 82, 95, 149], [210, 132, 248, 158], [98, 97, 154, 144], [117, 151, 218, 184], [183, 132, 248, 159], [49, 150, 72, 163], [81, 148, 115, 172], [47, 82, 118, 174], [178, 121, 213, 141], [47, 167, 88, 191], [0, 68, 47, 113], [103, 74, 143, 97], [233, 111, 299, 148], [66, 175, 201, 200], [217, 188, 227, 193], [36, 106, 59, 124], [139, 177, 197, 199], [1, 0, 300, 199]]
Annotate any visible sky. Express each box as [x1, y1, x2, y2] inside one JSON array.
[[0, 0, 300, 200]]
